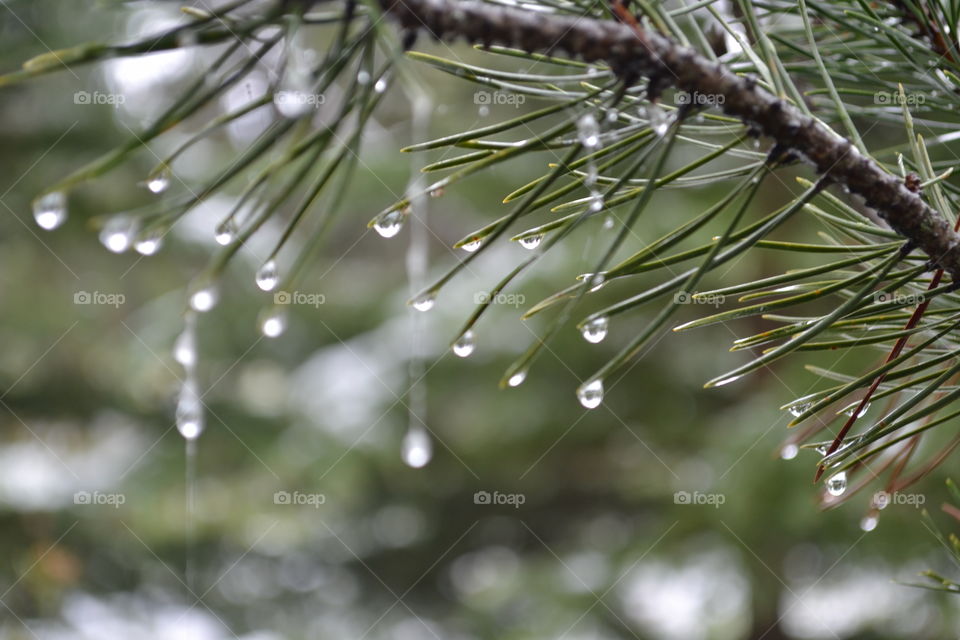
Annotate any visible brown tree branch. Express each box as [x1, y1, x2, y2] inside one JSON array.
[[379, 0, 960, 280]]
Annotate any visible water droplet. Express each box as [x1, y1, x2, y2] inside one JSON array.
[[580, 316, 609, 344], [357, 70, 371, 85], [713, 375, 742, 387], [189, 286, 218, 313], [577, 379, 604, 409], [788, 402, 811, 418], [606, 109, 619, 123], [461, 238, 482, 253], [215, 219, 237, 245], [134, 229, 164, 256], [603, 215, 614, 230], [374, 77, 388, 93], [844, 402, 870, 418], [146, 166, 171, 194], [519, 234, 543, 250], [401, 428, 432, 468], [260, 307, 286, 338], [176, 382, 204, 440], [780, 444, 799, 460], [577, 113, 600, 149], [647, 104, 668, 137], [99, 216, 136, 254], [452, 330, 476, 358], [255, 260, 280, 292], [478, 105, 489, 117], [173, 327, 196, 368], [507, 369, 527, 387], [860, 514, 878, 532], [825, 471, 847, 497], [411, 292, 435, 312], [373, 209, 405, 238], [33, 192, 67, 231], [429, 186, 445, 198]]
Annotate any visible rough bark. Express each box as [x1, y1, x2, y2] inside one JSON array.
[[379, 0, 960, 280]]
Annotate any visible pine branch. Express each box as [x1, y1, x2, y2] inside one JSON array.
[[379, 0, 960, 280]]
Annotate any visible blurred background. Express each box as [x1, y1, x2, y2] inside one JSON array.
[[0, 2, 958, 638]]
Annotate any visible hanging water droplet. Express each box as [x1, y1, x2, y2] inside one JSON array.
[[646, 104, 668, 137], [189, 286, 218, 313], [780, 444, 799, 460], [255, 260, 280, 292], [825, 471, 848, 497], [461, 238, 482, 253], [788, 402, 811, 418], [259, 307, 287, 338], [374, 77, 388, 93], [134, 228, 164, 256], [357, 70, 371, 85], [146, 166, 171, 194], [588, 273, 606, 292], [603, 215, 614, 230], [577, 379, 604, 409], [606, 109, 619, 123], [860, 514, 878, 532], [580, 316, 609, 344], [814, 444, 830, 456], [577, 113, 600, 149], [99, 216, 136, 254], [589, 191, 604, 212], [173, 327, 196, 368], [401, 428, 432, 468], [519, 234, 543, 250], [429, 186, 445, 198], [478, 105, 489, 117], [411, 292, 435, 312], [372, 209, 405, 238], [214, 219, 237, 246], [844, 402, 871, 418], [713, 375, 742, 387], [176, 382, 204, 440], [452, 330, 476, 358], [275, 39, 316, 119], [33, 192, 67, 231], [507, 369, 527, 387]]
